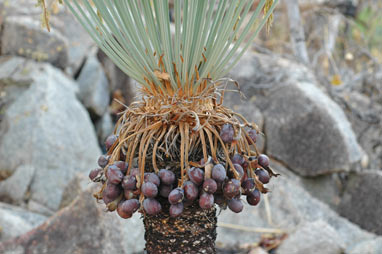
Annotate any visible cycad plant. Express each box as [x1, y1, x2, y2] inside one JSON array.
[[58, 0, 279, 253]]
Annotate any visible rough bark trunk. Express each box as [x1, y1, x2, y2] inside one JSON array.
[[143, 200, 217, 254]]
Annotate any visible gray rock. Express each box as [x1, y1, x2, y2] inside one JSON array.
[[0, 202, 47, 241], [97, 50, 137, 107], [263, 82, 362, 176], [27, 200, 55, 217], [228, 52, 363, 176], [0, 0, 40, 18], [49, 6, 96, 76], [77, 53, 110, 117], [217, 160, 382, 253], [0, 57, 101, 212], [95, 113, 114, 145], [0, 165, 36, 204], [338, 170, 382, 235], [300, 173, 343, 209], [60, 172, 90, 209], [0, 0, 95, 75], [1, 15, 68, 69], [342, 91, 382, 170], [0, 185, 145, 254], [276, 220, 345, 254], [348, 238, 382, 254]]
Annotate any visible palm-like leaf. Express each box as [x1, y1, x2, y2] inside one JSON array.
[[64, 0, 277, 95]]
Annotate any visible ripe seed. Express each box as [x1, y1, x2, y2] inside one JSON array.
[[203, 178, 218, 194], [247, 189, 261, 206], [188, 167, 204, 186], [158, 169, 175, 185], [255, 169, 270, 184], [124, 189, 135, 200], [141, 182, 158, 198], [242, 178, 255, 194], [106, 165, 124, 184], [119, 199, 140, 214], [220, 123, 234, 143], [89, 168, 103, 182], [199, 192, 214, 209], [98, 155, 110, 168], [168, 188, 184, 204], [105, 135, 118, 150], [228, 198, 244, 213], [246, 129, 257, 144], [183, 181, 198, 201], [223, 179, 240, 199], [231, 154, 245, 166], [258, 154, 270, 168], [144, 173, 161, 186], [122, 175, 137, 190], [212, 164, 226, 182], [169, 203, 184, 218], [103, 182, 122, 200], [143, 198, 162, 215], [117, 201, 132, 219], [233, 164, 244, 180], [114, 161, 128, 174]]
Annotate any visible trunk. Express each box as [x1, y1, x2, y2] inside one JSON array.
[[143, 201, 217, 254]]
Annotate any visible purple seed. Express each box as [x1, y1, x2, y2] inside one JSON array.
[[255, 169, 270, 184], [199, 192, 214, 209], [168, 188, 184, 205], [223, 179, 241, 199], [117, 201, 132, 219], [258, 154, 270, 168], [119, 199, 140, 214], [114, 161, 128, 174], [98, 155, 110, 168], [158, 169, 175, 185], [220, 123, 234, 143], [144, 173, 161, 186], [246, 129, 257, 144], [203, 178, 218, 194], [143, 198, 162, 215], [183, 181, 199, 201], [103, 182, 122, 200], [141, 182, 158, 198], [169, 203, 184, 218], [124, 189, 135, 200], [212, 164, 226, 182], [122, 175, 137, 190], [242, 178, 255, 194], [89, 168, 103, 182], [188, 167, 204, 186], [233, 164, 244, 180], [231, 154, 245, 166], [106, 165, 124, 184], [247, 189, 261, 206], [105, 135, 118, 150], [228, 198, 244, 213]]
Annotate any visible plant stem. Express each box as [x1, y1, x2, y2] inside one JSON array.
[[143, 201, 217, 254]]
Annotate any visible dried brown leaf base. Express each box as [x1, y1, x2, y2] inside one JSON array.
[[106, 93, 276, 186]]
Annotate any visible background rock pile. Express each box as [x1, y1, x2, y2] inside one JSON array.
[[0, 1, 381, 254]]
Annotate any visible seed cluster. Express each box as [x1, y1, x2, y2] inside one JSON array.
[[89, 122, 278, 219]]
